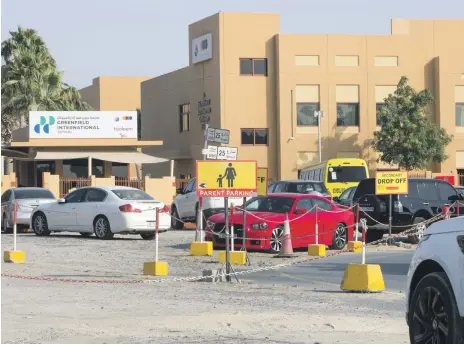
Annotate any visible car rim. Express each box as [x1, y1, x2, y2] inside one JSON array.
[[95, 218, 107, 237], [172, 210, 178, 227], [270, 226, 284, 252], [412, 286, 449, 343], [34, 215, 45, 234], [415, 228, 424, 240], [334, 224, 346, 248], [3, 216, 7, 230]]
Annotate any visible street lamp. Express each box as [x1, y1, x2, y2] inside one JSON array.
[[314, 110, 325, 163]]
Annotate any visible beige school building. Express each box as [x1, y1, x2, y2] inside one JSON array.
[[138, 12, 464, 183]]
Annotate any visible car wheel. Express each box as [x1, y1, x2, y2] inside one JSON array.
[[409, 272, 463, 344], [93, 216, 114, 240], [269, 225, 284, 254], [171, 207, 184, 230], [366, 230, 384, 243], [140, 233, 156, 240], [330, 223, 347, 250], [32, 212, 51, 236], [408, 217, 427, 244], [80, 232, 92, 237], [2, 214, 12, 233]]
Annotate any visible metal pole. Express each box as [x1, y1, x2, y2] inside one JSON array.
[[224, 197, 231, 282], [230, 203, 234, 251], [170, 160, 174, 177], [355, 204, 360, 242], [315, 204, 319, 245], [199, 197, 203, 242], [318, 113, 322, 163], [155, 208, 159, 262], [88, 156, 92, 177], [242, 197, 246, 250], [203, 124, 209, 160], [13, 200, 17, 251], [361, 221, 366, 264], [389, 194, 392, 238]]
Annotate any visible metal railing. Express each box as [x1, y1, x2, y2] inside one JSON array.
[[407, 171, 427, 178], [115, 177, 145, 191], [59, 177, 91, 198], [459, 174, 464, 186], [175, 178, 190, 191]]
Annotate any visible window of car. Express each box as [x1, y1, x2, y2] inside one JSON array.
[[353, 179, 374, 200], [437, 182, 458, 202], [417, 181, 438, 201], [1, 190, 12, 203], [14, 189, 55, 200], [273, 183, 286, 193], [311, 198, 333, 211], [65, 189, 87, 203], [286, 182, 327, 194], [111, 189, 154, 200], [244, 196, 294, 213], [184, 179, 195, 193], [85, 188, 107, 202], [268, 183, 276, 193], [338, 188, 352, 201], [295, 198, 313, 211]]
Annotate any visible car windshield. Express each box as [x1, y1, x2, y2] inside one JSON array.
[[111, 189, 154, 201], [14, 189, 55, 199], [286, 182, 327, 194], [327, 166, 367, 183], [244, 196, 294, 213]]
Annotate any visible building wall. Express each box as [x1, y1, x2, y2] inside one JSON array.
[[79, 79, 100, 110], [141, 13, 464, 180]]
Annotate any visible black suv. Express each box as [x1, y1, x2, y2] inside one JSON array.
[[268, 180, 331, 199], [353, 178, 464, 243]]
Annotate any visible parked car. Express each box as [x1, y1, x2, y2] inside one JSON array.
[[171, 177, 245, 229], [30, 186, 170, 240], [455, 185, 464, 195], [405, 216, 464, 343], [268, 180, 331, 199], [205, 193, 354, 253], [352, 178, 464, 243], [332, 186, 357, 207], [1, 187, 56, 233]]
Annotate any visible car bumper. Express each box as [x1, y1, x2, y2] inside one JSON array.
[[205, 228, 271, 251], [112, 213, 171, 233]]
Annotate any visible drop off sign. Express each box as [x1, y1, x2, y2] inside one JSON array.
[[375, 171, 408, 195]]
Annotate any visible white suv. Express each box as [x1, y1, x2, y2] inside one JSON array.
[[171, 178, 247, 229], [405, 216, 464, 343]]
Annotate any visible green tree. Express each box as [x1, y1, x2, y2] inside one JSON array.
[[373, 76, 452, 171], [1, 26, 91, 143]]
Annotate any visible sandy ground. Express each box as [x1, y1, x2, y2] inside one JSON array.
[[1, 230, 411, 343]]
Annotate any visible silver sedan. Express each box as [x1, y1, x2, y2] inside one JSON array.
[[1, 187, 56, 232]]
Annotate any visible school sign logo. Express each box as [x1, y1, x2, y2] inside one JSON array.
[[34, 115, 56, 134]]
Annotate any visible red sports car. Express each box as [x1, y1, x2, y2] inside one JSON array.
[[205, 193, 354, 253]]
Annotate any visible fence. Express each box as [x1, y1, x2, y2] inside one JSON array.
[[115, 177, 145, 191], [407, 171, 427, 178], [459, 174, 464, 186], [59, 177, 91, 198], [175, 178, 190, 190]]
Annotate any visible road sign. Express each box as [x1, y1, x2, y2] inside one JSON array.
[[206, 145, 218, 159], [217, 147, 237, 160], [375, 171, 408, 195], [206, 127, 230, 144], [196, 160, 257, 197], [257, 167, 268, 196]]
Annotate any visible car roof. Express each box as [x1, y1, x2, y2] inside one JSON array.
[[264, 193, 326, 199], [12, 187, 49, 191], [275, 180, 322, 183], [76, 186, 141, 192]]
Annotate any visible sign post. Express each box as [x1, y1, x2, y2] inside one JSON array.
[[375, 171, 408, 242]]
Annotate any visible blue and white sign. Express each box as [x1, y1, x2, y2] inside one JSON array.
[[29, 111, 138, 139], [192, 33, 212, 64]]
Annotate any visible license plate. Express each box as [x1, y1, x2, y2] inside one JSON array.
[[361, 207, 374, 212], [147, 221, 156, 228], [219, 233, 237, 239]]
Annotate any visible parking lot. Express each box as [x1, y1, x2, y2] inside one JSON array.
[[2, 229, 413, 343]]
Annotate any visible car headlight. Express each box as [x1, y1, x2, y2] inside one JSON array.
[[250, 223, 268, 230], [206, 220, 215, 229], [418, 234, 431, 245]]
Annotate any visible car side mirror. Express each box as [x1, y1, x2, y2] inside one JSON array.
[[294, 208, 307, 215], [57, 198, 66, 204], [176, 188, 184, 195], [332, 196, 340, 202]]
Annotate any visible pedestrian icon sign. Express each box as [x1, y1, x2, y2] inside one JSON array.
[[196, 160, 257, 197]]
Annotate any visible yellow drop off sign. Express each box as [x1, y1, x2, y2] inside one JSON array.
[[257, 167, 268, 196], [375, 171, 408, 195]]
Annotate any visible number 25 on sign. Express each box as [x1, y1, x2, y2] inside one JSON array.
[[375, 171, 408, 195]]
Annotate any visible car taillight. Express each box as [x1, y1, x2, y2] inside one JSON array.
[[119, 204, 142, 213], [159, 205, 169, 213]]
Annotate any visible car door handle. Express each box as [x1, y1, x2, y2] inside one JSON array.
[[423, 202, 429, 205]]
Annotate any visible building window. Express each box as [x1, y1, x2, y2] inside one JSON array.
[[239, 58, 267, 76], [456, 103, 464, 126], [376, 103, 385, 126], [337, 103, 359, 127], [241, 128, 268, 145], [63, 159, 104, 178], [179, 103, 190, 132], [297, 103, 320, 126]]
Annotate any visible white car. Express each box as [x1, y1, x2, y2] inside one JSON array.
[[170, 177, 249, 229], [30, 186, 170, 240], [405, 216, 464, 343]]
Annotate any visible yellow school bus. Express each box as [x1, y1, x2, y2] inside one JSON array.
[[299, 158, 369, 198]]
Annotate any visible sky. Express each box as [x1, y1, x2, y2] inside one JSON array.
[[2, 0, 463, 89]]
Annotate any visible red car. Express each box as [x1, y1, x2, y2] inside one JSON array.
[[205, 193, 354, 253]]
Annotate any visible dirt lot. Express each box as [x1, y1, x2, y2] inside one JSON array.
[[1, 230, 410, 343]]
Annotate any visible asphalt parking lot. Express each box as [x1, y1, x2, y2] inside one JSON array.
[[1, 230, 412, 343]]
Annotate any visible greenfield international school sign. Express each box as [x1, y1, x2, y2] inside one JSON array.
[[29, 111, 138, 139]]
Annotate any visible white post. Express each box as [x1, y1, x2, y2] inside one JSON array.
[[315, 204, 319, 245], [170, 160, 174, 177], [203, 124, 209, 160], [361, 220, 366, 265], [155, 208, 159, 262], [88, 156, 92, 177], [13, 201, 17, 251]]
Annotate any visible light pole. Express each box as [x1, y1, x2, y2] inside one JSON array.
[[314, 110, 325, 163]]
